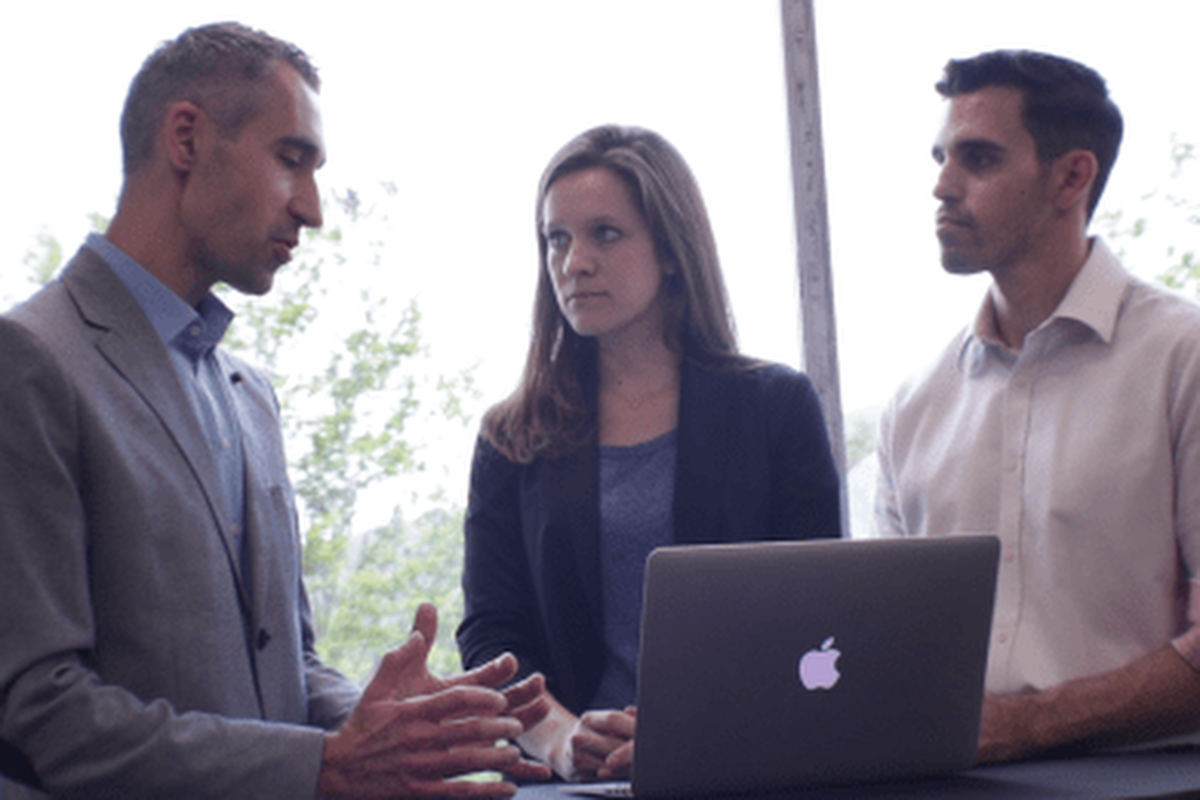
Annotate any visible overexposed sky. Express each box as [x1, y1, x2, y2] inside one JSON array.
[[3, 2, 1198, 511]]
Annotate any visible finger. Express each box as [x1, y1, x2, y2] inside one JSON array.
[[399, 741, 528, 782], [506, 692, 550, 731], [502, 673, 550, 729], [570, 745, 606, 776], [571, 722, 625, 764], [445, 652, 519, 691], [360, 633, 427, 705], [322, 715, 527, 798], [597, 740, 635, 780], [504, 757, 555, 782], [502, 672, 545, 709], [412, 602, 439, 646], [353, 686, 520, 760], [572, 734, 621, 765], [408, 716, 525, 753], [581, 709, 636, 740], [386, 763, 522, 800], [409, 685, 511, 725], [433, 780, 519, 799]]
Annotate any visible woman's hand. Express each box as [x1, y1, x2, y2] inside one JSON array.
[[519, 695, 638, 782], [572, 707, 636, 780]]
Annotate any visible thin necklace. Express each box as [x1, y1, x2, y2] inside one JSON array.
[[608, 379, 677, 410]]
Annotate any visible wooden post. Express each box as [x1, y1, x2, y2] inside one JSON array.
[[780, 0, 848, 536]]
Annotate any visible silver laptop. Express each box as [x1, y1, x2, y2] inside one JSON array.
[[571, 535, 999, 797]]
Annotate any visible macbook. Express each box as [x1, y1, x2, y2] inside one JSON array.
[[569, 535, 999, 797]]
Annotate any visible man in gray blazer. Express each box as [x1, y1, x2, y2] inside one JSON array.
[[0, 22, 549, 799]]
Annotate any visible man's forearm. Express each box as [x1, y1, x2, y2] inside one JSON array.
[[979, 645, 1200, 763]]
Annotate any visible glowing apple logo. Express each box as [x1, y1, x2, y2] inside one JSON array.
[[798, 636, 841, 690]]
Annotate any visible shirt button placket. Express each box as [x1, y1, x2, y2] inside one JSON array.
[[993, 358, 1033, 681]]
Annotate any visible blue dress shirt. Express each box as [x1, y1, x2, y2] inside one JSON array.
[[85, 233, 248, 574]]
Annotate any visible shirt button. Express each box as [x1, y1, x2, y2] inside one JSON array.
[[231, 524, 243, 536], [1004, 550, 1016, 563], [189, 325, 202, 337], [997, 633, 1009, 644]]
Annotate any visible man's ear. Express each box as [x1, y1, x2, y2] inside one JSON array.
[[162, 100, 204, 173], [1052, 149, 1099, 214]]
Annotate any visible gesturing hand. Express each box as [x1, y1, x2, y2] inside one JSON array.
[[318, 603, 551, 798]]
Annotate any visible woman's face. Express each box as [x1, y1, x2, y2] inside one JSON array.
[[541, 166, 666, 345]]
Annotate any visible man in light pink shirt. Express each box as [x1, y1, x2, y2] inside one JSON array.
[[876, 50, 1200, 763]]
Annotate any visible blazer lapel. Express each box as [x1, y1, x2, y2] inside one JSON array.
[[562, 444, 603, 624], [532, 443, 604, 708], [223, 359, 299, 626], [63, 251, 252, 606]]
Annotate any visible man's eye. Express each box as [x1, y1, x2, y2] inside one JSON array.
[[965, 151, 999, 171]]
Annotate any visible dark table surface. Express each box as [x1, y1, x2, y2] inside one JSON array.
[[516, 747, 1200, 799]]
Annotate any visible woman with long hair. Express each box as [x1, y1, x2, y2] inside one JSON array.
[[456, 125, 840, 781]]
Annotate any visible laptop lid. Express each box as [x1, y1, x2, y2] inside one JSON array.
[[631, 535, 999, 797]]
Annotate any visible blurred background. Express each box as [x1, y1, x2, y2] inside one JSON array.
[[4, 1, 1196, 677]]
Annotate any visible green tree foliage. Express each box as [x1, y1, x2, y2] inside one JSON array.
[[317, 506, 467, 679], [22, 232, 63, 288], [10, 214, 110, 301], [1097, 137, 1199, 292], [218, 184, 479, 682], [16, 187, 478, 684]]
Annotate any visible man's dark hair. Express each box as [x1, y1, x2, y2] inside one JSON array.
[[120, 22, 319, 176], [936, 50, 1123, 219]]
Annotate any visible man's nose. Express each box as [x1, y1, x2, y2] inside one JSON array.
[[933, 162, 961, 204], [292, 173, 323, 229]]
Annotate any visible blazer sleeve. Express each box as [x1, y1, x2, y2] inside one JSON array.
[[301, 582, 362, 729], [456, 435, 547, 678], [761, 365, 842, 540], [0, 319, 327, 799]]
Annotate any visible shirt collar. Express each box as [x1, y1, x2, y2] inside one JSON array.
[[957, 238, 1130, 374], [85, 232, 234, 363], [1047, 237, 1128, 344]]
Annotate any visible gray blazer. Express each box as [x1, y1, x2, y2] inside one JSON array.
[[0, 248, 360, 798]]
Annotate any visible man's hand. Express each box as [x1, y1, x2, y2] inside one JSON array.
[[317, 603, 551, 798]]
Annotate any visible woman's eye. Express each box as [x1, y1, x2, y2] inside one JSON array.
[[596, 225, 621, 243], [545, 230, 569, 250]]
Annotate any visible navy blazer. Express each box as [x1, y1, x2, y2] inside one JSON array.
[[457, 356, 841, 713]]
